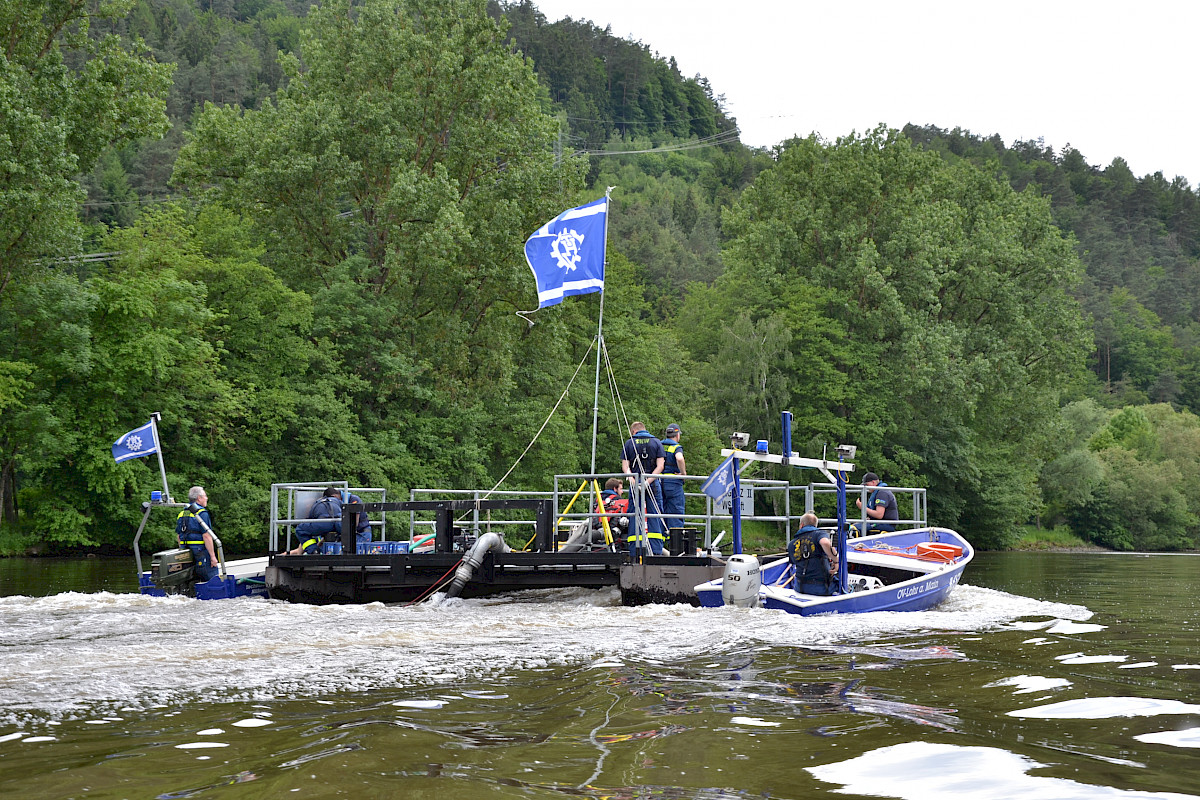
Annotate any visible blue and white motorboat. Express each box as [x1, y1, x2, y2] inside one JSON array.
[[695, 527, 973, 615], [693, 412, 973, 615]]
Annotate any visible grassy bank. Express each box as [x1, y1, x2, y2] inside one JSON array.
[[1012, 524, 1095, 550]]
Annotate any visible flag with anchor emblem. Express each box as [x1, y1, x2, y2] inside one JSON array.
[[112, 420, 160, 463], [524, 196, 607, 307]]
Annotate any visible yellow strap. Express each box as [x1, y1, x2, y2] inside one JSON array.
[[555, 481, 588, 529], [592, 480, 614, 547]]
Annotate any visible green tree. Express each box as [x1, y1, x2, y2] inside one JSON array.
[[702, 127, 1092, 546], [0, 0, 172, 528], [174, 0, 591, 493], [0, 0, 172, 302]]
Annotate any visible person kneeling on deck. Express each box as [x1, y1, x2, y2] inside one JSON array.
[[788, 513, 838, 596], [597, 478, 631, 549], [285, 487, 342, 555], [177, 486, 220, 582]]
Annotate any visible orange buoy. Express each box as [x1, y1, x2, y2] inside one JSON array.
[[916, 542, 963, 561]]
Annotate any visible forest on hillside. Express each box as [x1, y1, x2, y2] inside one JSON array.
[[2, 0, 1198, 555]]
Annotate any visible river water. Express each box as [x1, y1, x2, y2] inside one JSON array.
[[1, 552, 1197, 799]]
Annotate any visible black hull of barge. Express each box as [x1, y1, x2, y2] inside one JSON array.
[[266, 551, 723, 605], [267, 551, 629, 604]]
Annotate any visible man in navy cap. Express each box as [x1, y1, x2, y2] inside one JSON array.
[[853, 472, 898, 536], [660, 423, 687, 533]]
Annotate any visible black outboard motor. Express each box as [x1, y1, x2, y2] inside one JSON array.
[[149, 548, 197, 596]]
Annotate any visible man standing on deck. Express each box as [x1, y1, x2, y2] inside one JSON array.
[[621, 421, 666, 556], [853, 472, 899, 536], [176, 486, 219, 582], [660, 423, 687, 533]]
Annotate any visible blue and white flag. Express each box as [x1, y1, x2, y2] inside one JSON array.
[[701, 454, 737, 502], [112, 420, 159, 463], [524, 197, 607, 308]]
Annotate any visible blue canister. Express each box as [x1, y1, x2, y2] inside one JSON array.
[[756, 439, 769, 453], [150, 491, 163, 502]]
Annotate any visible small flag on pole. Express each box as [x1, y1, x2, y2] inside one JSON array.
[[701, 454, 737, 502], [112, 420, 159, 463], [524, 197, 607, 308]]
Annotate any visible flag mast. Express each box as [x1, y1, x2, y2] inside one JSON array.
[[148, 412, 172, 503], [588, 187, 613, 477]]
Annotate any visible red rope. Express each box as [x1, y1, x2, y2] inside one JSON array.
[[405, 557, 465, 606]]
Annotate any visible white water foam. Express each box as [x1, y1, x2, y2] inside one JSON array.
[[0, 584, 1089, 720]]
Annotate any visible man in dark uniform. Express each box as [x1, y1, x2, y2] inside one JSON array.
[[346, 492, 372, 551], [659, 423, 687, 532], [176, 486, 220, 582], [620, 421, 666, 556], [853, 472, 899, 536], [787, 513, 838, 595], [285, 487, 343, 554]]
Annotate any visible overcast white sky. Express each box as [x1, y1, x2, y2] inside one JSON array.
[[528, 0, 1200, 188]]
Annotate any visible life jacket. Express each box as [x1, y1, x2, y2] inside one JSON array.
[[661, 439, 682, 474], [176, 505, 209, 547], [788, 525, 830, 586], [867, 481, 888, 510], [600, 490, 629, 515]]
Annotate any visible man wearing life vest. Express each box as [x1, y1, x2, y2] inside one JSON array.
[[620, 421, 666, 556], [853, 471, 899, 536], [176, 486, 219, 582], [787, 512, 838, 595], [285, 487, 343, 555], [659, 423, 687, 532]]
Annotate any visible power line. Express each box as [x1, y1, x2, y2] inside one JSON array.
[[576, 129, 742, 156]]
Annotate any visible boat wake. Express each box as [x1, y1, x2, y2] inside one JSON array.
[[0, 583, 1089, 721]]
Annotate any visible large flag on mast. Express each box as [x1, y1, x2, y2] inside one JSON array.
[[111, 420, 160, 463], [524, 197, 607, 308]]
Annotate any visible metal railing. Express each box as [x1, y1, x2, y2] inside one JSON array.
[[277, 476, 929, 555], [270, 482, 389, 552]]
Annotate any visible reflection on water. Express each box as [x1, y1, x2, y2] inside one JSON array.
[[0, 553, 1197, 799], [809, 740, 1200, 800]]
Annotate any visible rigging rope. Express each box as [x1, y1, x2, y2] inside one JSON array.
[[452, 335, 597, 527]]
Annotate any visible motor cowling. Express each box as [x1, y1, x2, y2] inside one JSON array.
[[721, 554, 761, 607], [149, 548, 196, 595]]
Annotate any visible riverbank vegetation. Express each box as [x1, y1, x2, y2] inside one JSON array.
[[2, 0, 1198, 556]]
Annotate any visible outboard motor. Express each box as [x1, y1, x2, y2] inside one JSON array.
[[149, 548, 196, 596], [721, 553, 761, 607]]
